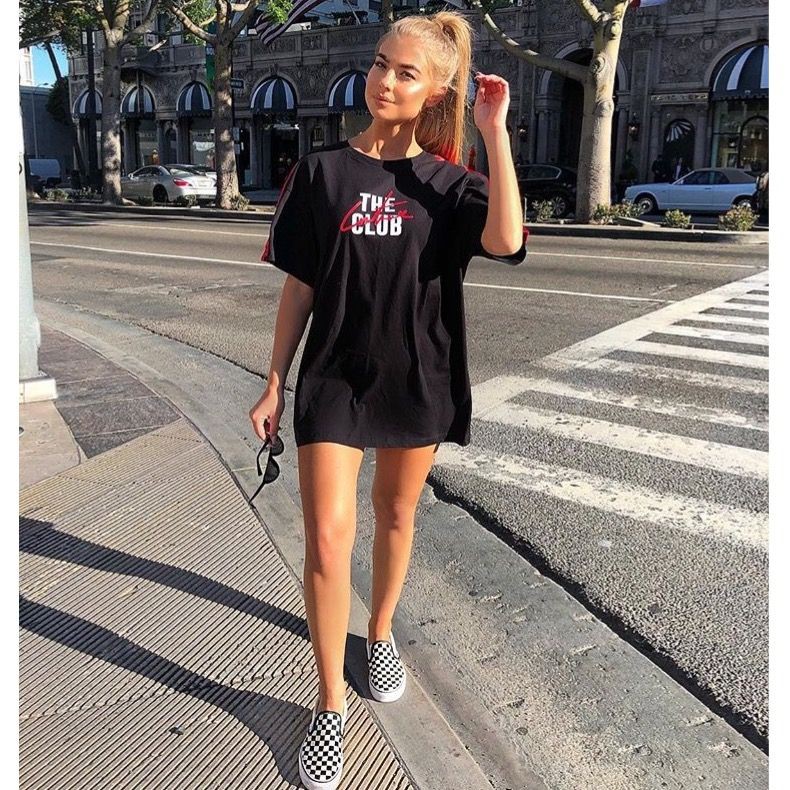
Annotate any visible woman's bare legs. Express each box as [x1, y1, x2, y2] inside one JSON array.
[[298, 441, 365, 714], [368, 443, 438, 643]]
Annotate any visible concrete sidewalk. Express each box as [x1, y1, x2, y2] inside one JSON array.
[[19, 330, 491, 790]]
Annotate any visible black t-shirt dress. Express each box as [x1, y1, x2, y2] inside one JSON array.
[[261, 140, 528, 450]]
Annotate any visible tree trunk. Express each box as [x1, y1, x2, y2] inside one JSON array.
[[100, 34, 124, 204], [43, 42, 86, 178], [573, 14, 623, 222], [213, 38, 239, 209]]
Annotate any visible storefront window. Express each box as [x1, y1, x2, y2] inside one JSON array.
[[189, 119, 214, 166], [710, 98, 768, 171], [137, 120, 157, 166]]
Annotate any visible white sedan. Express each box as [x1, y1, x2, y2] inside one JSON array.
[[624, 168, 756, 214], [121, 165, 216, 203]]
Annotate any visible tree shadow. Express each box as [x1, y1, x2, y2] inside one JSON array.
[[19, 594, 306, 785], [20, 517, 309, 643]]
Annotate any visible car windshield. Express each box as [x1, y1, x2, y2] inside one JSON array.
[[168, 168, 195, 177]]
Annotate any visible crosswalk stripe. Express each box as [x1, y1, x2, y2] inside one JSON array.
[[434, 445, 767, 550], [475, 400, 768, 479], [717, 301, 769, 314], [627, 340, 769, 370], [727, 297, 769, 306], [677, 313, 769, 328], [537, 357, 769, 395], [474, 375, 767, 431], [654, 324, 769, 347]]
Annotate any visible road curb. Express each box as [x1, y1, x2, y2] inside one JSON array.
[[28, 199, 275, 221], [30, 201, 767, 243], [525, 222, 768, 244]]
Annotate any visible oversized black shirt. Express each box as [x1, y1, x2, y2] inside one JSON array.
[[261, 139, 528, 450]]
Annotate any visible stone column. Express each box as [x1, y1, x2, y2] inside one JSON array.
[[262, 126, 272, 188], [694, 104, 709, 169], [614, 107, 629, 178], [535, 111, 548, 162], [156, 121, 167, 164], [249, 118, 260, 187], [122, 121, 136, 172], [298, 118, 309, 158]]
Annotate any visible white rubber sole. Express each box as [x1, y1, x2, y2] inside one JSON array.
[[368, 675, 406, 703], [298, 757, 343, 790]]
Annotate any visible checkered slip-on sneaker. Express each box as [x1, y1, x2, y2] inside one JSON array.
[[298, 697, 348, 790], [366, 632, 406, 703]]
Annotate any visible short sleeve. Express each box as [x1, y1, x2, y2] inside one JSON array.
[[261, 157, 319, 288], [453, 169, 528, 270]]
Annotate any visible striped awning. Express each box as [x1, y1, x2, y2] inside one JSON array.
[[121, 85, 155, 118], [251, 77, 297, 115], [328, 71, 367, 112], [711, 44, 768, 101], [177, 81, 212, 117], [73, 89, 102, 119]]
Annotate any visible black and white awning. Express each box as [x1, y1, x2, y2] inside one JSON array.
[[177, 81, 212, 117], [251, 77, 297, 115], [73, 89, 102, 119], [328, 71, 367, 112], [121, 85, 155, 118], [711, 43, 768, 101]]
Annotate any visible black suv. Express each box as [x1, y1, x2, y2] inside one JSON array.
[[516, 164, 578, 218]]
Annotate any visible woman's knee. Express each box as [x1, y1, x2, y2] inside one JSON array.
[[304, 515, 356, 571], [371, 493, 417, 528]]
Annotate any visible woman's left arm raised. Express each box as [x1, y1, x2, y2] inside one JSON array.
[[473, 72, 524, 256]]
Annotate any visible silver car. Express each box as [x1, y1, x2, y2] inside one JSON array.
[[624, 168, 756, 215], [169, 163, 217, 184], [121, 165, 216, 203]]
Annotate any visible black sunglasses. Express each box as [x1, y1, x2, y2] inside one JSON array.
[[250, 434, 285, 503]]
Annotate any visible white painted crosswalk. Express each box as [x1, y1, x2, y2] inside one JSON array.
[[435, 271, 769, 549]]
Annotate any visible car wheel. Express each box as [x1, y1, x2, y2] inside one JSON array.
[[550, 194, 569, 218], [153, 185, 168, 204], [634, 193, 657, 215], [732, 196, 755, 210]]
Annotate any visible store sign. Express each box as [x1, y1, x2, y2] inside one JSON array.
[[230, 78, 244, 90], [650, 93, 708, 104]]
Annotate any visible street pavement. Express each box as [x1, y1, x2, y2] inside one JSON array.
[[26, 205, 769, 786]]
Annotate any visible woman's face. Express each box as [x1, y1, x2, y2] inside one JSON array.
[[365, 35, 445, 123]]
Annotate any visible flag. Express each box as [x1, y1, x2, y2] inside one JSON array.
[[629, 0, 669, 6], [254, 0, 326, 48]]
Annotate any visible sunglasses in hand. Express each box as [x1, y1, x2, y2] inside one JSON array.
[[250, 433, 285, 503]]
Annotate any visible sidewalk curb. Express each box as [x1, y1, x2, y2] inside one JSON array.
[[525, 222, 768, 244], [30, 201, 767, 243], [28, 199, 275, 221], [34, 308, 500, 790]]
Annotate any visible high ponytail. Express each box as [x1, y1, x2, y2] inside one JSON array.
[[383, 11, 475, 165]]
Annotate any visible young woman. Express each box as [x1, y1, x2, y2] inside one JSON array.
[[249, 10, 526, 789]]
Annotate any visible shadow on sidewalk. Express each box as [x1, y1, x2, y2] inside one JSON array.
[[20, 517, 309, 643], [20, 590, 306, 785]]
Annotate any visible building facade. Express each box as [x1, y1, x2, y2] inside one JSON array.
[[67, 0, 768, 189]]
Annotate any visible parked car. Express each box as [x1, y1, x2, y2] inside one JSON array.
[[516, 164, 578, 218], [121, 165, 216, 203], [27, 157, 62, 189], [169, 163, 217, 183], [623, 168, 756, 214]]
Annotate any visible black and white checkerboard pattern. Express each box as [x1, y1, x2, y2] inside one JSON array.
[[299, 708, 344, 788], [367, 638, 406, 696]]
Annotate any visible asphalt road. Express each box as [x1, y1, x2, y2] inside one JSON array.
[[28, 206, 769, 749]]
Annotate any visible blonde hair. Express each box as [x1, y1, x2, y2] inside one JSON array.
[[381, 10, 475, 165]]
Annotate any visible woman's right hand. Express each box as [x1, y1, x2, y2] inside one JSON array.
[[249, 385, 284, 443]]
